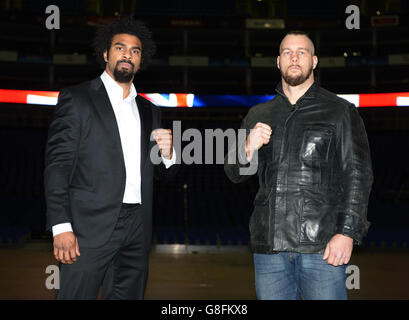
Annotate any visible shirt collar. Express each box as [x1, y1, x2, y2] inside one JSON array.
[[100, 70, 137, 102]]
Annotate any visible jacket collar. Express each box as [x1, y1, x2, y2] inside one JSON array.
[[90, 76, 104, 91], [275, 81, 319, 101]]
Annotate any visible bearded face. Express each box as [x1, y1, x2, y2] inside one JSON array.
[[104, 33, 142, 84], [277, 34, 317, 87]]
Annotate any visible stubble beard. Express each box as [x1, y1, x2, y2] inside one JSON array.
[[281, 64, 313, 87]]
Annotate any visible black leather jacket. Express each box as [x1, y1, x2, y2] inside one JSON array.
[[224, 82, 373, 254]]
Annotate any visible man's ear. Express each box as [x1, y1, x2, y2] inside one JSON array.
[[103, 50, 108, 63], [276, 56, 280, 70], [313, 55, 318, 69]]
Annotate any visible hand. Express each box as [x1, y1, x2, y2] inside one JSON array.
[[245, 122, 272, 161], [322, 234, 353, 266], [152, 129, 173, 160], [53, 231, 80, 264]]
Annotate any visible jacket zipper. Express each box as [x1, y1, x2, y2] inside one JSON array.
[[270, 98, 299, 248]]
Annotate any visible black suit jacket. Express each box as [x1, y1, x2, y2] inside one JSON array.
[[44, 77, 178, 249]]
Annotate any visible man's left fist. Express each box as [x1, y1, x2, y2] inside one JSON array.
[[152, 128, 173, 160]]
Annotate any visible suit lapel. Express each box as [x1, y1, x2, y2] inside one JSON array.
[[89, 77, 126, 170], [136, 95, 152, 173]]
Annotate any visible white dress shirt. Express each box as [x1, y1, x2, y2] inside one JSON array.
[[52, 71, 176, 237]]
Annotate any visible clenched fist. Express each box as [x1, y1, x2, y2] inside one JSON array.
[[152, 128, 173, 160], [53, 231, 80, 264], [245, 122, 272, 162]]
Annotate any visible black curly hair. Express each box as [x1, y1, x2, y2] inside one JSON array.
[[92, 15, 156, 70]]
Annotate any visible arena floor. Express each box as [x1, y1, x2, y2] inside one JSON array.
[[0, 241, 408, 300]]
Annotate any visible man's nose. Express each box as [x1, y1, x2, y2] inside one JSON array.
[[121, 48, 131, 59], [290, 53, 298, 62]]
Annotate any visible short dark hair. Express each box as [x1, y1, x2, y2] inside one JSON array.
[[279, 30, 315, 55], [92, 15, 156, 70]]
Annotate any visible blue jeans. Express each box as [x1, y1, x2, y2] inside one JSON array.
[[253, 252, 348, 300]]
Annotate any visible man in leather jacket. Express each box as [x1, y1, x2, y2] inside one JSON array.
[[224, 31, 373, 300]]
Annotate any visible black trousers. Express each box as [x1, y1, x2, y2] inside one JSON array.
[[55, 204, 149, 300]]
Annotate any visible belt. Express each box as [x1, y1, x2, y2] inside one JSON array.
[[122, 203, 141, 209]]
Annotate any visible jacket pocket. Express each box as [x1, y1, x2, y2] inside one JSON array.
[[300, 124, 335, 162], [299, 124, 335, 186], [299, 196, 336, 244], [299, 197, 325, 244]]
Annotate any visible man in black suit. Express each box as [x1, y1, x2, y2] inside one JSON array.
[[44, 16, 178, 299]]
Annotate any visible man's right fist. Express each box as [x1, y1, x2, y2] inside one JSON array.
[[245, 122, 272, 161]]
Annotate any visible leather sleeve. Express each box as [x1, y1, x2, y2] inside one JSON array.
[[336, 104, 373, 244], [44, 88, 80, 230]]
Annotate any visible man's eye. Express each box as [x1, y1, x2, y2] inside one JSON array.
[[116, 47, 123, 50]]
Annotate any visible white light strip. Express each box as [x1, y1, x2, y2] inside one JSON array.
[[169, 93, 178, 107], [187, 94, 194, 107], [27, 94, 58, 105], [397, 97, 409, 107], [338, 94, 359, 107], [143, 93, 173, 107]]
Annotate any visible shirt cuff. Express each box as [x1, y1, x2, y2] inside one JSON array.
[[52, 223, 73, 237], [161, 147, 176, 169]]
